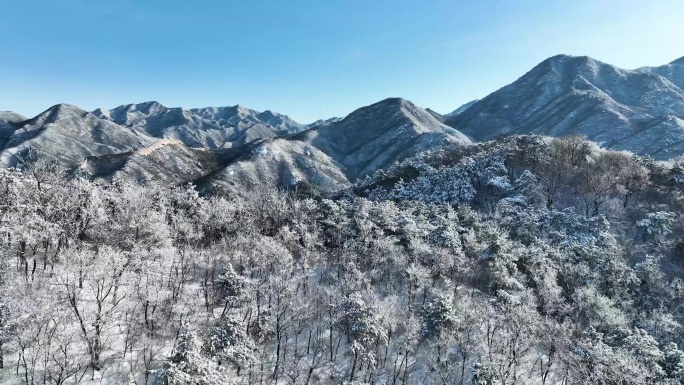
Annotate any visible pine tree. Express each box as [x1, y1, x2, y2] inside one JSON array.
[[420, 294, 456, 340]]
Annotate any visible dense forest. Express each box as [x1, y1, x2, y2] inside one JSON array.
[[1, 134, 683, 384]]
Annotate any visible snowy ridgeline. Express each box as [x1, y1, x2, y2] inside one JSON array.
[[446, 54, 684, 160], [1, 134, 684, 384], [0, 97, 473, 194]]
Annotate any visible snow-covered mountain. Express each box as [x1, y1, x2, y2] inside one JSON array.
[[59, 98, 472, 192], [0, 104, 153, 167], [0, 111, 27, 148], [297, 98, 471, 180], [0, 102, 333, 187], [93, 101, 308, 149], [306, 117, 342, 128], [78, 139, 217, 184], [188, 98, 472, 193], [444, 99, 479, 118], [445, 55, 684, 159], [0, 111, 27, 127], [204, 137, 350, 193]]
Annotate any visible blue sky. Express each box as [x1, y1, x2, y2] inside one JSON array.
[[1, 0, 683, 123]]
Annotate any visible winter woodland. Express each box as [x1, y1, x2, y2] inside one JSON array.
[[1, 134, 684, 384]]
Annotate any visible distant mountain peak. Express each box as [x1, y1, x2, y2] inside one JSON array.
[[190, 105, 245, 115], [372, 97, 412, 108], [49, 103, 83, 112], [546, 54, 596, 63], [198, 104, 254, 118], [541, 54, 588, 68], [445, 100, 479, 118], [671, 56, 684, 66], [347, 98, 436, 124], [39, 103, 87, 121], [296, 97, 471, 181], [546, 53, 575, 62], [230, 104, 248, 112], [92, 107, 110, 119], [0, 111, 28, 124], [138, 100, 166, 108], [123, 101, 167, 114], [538, 54, 609, 72], [257, 110, 277, 119]]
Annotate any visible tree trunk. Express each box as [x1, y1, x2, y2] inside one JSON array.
[[305, 367, 314, 385], [402, 346, 410, 384], [18, 240, 26, 274], [329, 309, 334, 361], [350, 351, 358, 382], [31, 257, 36, 281], [459, 351, 467, 385]]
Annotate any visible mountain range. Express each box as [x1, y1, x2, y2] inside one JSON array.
[[0, 97, 463, 192], [93, 101, 312, 149], [1, 54, 683, 191]]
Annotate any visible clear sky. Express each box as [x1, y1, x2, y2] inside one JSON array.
[[1, 0, 683, 123]]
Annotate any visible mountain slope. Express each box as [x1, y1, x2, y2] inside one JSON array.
[[194, 98, 473, 192], [651, 56, 684, 90], [445, 55, 684, 159], [94, 102, 308, 149], [0, 104, 154, 167], [0, 111, 27, 148], [203, 137, 350, 194], [0, 111, 27, 125], [306, 117, 342, 128], [293, 97, 472, 181], [444, 99, 479, 118], [79, 139, 230, 185]]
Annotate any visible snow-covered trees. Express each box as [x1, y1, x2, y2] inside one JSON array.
[[214, 265, 246, 321], [662, 342, 684, 380], [334, 294, 386, 381], [638, 211, 676, 241], [61, 247, 130, 371], [203, 317, 255, 373], [420, 294, 456, 340], [157, 326, 233, 385], [0, 133, 683, 384]]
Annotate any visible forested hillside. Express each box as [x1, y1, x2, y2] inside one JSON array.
[[1, 134, 684, 384]]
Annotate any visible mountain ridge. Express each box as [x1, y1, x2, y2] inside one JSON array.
[[292, 97, 471, 180], [444, 99, 479, 118], [196, 97, 473, 193], [0, 103, 153, 167], [16, 97, 471, 193], [445, 54, 684, 158], [93, 101, 309, 150], [670, 56, 684, 66]]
